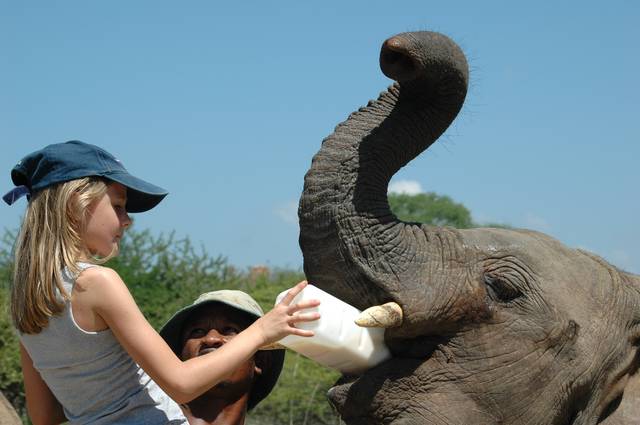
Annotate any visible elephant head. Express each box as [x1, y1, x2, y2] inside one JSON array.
[[298, 31, 640, 424]]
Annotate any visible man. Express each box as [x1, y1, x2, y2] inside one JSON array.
[[160, 290, 285, 425]]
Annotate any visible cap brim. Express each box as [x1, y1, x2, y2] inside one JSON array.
[[159, 304, 203, 356], [104, 172, 168, 213], [250, 348, 285, 410]]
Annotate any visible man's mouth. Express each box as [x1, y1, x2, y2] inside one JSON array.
[[198, 347, 218, 356]]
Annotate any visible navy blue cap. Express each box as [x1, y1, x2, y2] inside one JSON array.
[[3, 141, 168, 213]]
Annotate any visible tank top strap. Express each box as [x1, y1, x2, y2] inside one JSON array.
[[60, 262, 97, 294], [76, 261, 97, 271]]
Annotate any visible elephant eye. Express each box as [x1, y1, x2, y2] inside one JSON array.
[[484, 275, 522, 303]]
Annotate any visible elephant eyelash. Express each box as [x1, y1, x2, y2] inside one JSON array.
[[483, 275, 523, 303]]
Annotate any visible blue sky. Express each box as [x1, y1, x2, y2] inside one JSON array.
[[1, 1, 638, 273]]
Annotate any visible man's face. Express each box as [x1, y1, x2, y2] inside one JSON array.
[[180, 303, 261, 391]]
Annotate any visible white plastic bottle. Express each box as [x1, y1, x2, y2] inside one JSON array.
[[275, 284, 391, 374]]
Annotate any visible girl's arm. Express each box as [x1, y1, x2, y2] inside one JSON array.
[[19, 343, 67, 425], [80, 266, 318, 404]]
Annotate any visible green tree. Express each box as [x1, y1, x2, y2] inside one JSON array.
[[389, 192, 474, 228], [0, 230, 27, 423], [389, 191, 510, 229]]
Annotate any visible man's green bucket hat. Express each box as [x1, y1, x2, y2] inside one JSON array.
[[159, 290, 285, 410]]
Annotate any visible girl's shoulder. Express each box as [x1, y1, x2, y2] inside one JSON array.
[[75, 265, 123, 291], [73, 265, 132, 316]]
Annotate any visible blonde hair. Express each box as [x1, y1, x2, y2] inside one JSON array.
[[11, 177, 111, 334]]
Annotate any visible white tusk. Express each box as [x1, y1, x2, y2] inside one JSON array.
[[354, 302, 403, 328]]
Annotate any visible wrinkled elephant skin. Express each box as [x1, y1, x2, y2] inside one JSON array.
[[601, 376, 640, 424], [298, 32, 640, 424]]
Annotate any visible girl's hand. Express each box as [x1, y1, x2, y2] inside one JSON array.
[[252, 280, 320, 347]]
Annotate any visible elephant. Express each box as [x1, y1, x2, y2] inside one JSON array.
[[298, 31, 640, 424]]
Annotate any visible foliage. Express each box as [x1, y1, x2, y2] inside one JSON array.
[[249, 352, 341, 425], [389, 192, 474, 228], [0, 287, 25, 422], [389, 191, 511, 229], [0, 230, 28, 423], [106, 230, 240, 329]]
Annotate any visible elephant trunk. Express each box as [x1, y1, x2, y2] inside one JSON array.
[[299, 32, 469, 313]]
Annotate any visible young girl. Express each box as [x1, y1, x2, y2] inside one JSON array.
[[4, 141, 320, 424]]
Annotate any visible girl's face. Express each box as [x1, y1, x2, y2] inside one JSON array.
[[83, 183, 131, 257]]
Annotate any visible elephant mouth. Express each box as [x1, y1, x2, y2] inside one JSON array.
[[326, 296, 451, 420], [353, 298, 451, 354], [327, 341, 442, 422]]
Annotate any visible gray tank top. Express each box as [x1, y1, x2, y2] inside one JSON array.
[[19, 263, 187, 424]]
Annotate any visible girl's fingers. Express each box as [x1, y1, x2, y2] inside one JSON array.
[[267, 280, 321, 341], [289, 328, 315, 337], [289, 312, 321, 323], [286, 298, 320, 314], [279, 280, 308, 305]]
